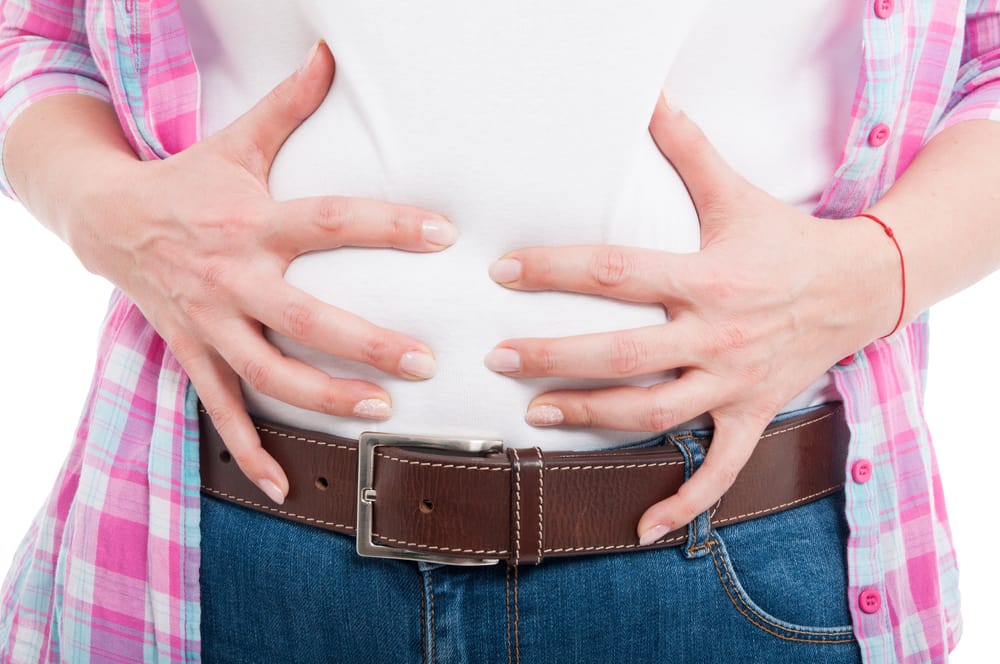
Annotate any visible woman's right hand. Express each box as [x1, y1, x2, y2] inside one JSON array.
[[68, 41, 454, 504]]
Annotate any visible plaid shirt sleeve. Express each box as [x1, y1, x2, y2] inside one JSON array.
[[932, 1, 1000, 135], [0, 0, 112, 200]]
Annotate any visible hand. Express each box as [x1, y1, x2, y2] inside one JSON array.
[[485, 93, 898, 543], [70, 42, 456, 504]]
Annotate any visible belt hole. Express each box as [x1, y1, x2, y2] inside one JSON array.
[[219, 450, 231, 463], [419, 499, 434, 514], [315, 477, 329, 491]]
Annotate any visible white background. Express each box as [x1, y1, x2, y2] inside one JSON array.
[[1, 196, 997, 660]]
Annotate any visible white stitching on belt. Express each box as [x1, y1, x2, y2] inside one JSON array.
[[536, 447, 544, 562]]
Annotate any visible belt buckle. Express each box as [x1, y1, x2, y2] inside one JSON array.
[[356, 432, 504, 566]]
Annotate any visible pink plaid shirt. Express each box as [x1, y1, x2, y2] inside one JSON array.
[[2, 1, 999, 661]]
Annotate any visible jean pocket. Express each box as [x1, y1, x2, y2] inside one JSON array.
[[705, 492, 856, 644]]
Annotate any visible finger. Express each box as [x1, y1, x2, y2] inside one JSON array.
[[268, 196, 458, 256], [241, 284, 437, 380], [185, 349, 290, 504], [636, 414, 768, 544], [648, 93, 744, 218], [523, 374, 723, 432], [486, 325, 695, 379], [214, 322, 395, 419], [489, 245, 691, 304], [224, 40, 335, 178]]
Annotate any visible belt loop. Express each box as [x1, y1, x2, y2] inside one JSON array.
[[668, 433, 712, 559], [507, 447, 545, 566]]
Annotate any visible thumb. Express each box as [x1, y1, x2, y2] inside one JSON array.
[[225, 40, 335, 179], [648, 92, 743, 221]]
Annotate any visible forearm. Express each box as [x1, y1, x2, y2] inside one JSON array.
[[863, 119, 1000, 327], [3, 93, 142, 269]]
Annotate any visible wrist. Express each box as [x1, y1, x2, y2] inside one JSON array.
[[814, 215, 905, 345], [64, 156, 158, 283]]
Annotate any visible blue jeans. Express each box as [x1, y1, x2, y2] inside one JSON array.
[[200, 422, 861, 663]]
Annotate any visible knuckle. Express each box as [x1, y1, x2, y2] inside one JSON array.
[[640, 403, 678, 432], [589, 247, 633, 288], [712, 322, 752, 355], [698, 266, 741, 303], [228, 447, 257, 474], [315, 198, 350, 235], [164, 332, 200, 366], [532, 344, 558, 374], [205, 403, 236, 436], [388, 209, 407, 242], [671, 487, 702, 523], [737, 361, 769, 386], [196, 260, 229, 294], [318, 386, 344, 415], [280, 301, 314, 341], [179, 297, 214, 326], [708, 462, 741, 491], [609, 334, 646, 375], [241, 358, 271, 393], [264, 83, 291, 115], [360, 333, 390, 367], [576, 400, 600, 428], [229, 137, 270, 177]]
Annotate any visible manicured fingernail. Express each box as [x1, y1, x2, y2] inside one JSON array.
[[660, 89, 680, 114], [484, 348, 521, 373], [399, 351, 436, 379], [489, 258, 521, 284], [525, 405, 564, 426], [422, 219, 458, 247], [638, 524, 671, 547], [257, 478, 286, 505], [353, 398, 392, 420], [299, 40, 322, 72]]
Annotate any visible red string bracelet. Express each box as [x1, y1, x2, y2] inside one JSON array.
[[858, 213, 906, 338]]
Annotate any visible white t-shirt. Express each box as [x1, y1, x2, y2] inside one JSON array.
[[178, 1, 860, 450]]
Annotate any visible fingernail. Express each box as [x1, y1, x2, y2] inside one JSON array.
[[484, 348, 521, 373], [399, 351, 436, 379], [353, 398, 392, 420], [638, 524, 671, 547], [660, 89, 680, 114], [422, 219, 458, 247], [525, 405, 564, 426], [489, 258, 521, 284], [299, 39, 322, 72], [257, 478, 286, 506]]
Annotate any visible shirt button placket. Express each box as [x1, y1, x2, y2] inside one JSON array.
[[844, 0, 893, 635]]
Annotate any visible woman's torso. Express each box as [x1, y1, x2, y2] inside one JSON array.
[[179, 1, 859, 449]]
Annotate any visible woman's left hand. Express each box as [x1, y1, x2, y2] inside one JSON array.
[[486, 93, 900, 544]]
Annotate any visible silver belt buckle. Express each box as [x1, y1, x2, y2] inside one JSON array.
[[356, 432, 504, 566]]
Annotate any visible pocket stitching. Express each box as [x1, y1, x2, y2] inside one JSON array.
[[708, 537, 856, 643]]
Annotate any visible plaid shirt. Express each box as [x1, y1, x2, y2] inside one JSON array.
[[2, 1, 999, 662]]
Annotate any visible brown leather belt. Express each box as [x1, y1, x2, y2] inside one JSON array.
[[199, 403, 849, 566]]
